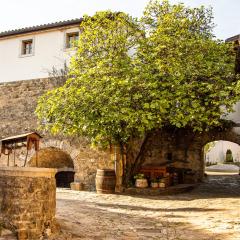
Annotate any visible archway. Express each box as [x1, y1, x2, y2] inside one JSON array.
[[28, 147, 75, 188], [55, 171, 75, 188], [203, 140, 240, 174]]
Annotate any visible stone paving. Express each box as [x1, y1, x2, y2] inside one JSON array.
[[53, 173, 240, 240]]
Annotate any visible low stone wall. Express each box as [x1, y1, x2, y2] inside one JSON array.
[[0, 167, 57, 240]]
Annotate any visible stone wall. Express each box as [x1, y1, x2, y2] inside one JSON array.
[[129, 127, 240, 183], [1, 78, 240, 190], [0, 78, 113, 190], [0, 78, 58, 138], [0, 167, 57, 239]]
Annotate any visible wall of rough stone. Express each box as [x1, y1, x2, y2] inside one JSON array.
[[1, 78, 240, 190], [0, 167, 57, 240], [0, 78, 113, 190], [137, 129, 203, 183], [129, 127, 240, 183], [0, 78, 58, 138]]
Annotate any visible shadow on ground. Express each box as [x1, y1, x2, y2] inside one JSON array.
[[54, 198, 228, 240], [53, 173, 240, 240], [121, 174, 240, 201]]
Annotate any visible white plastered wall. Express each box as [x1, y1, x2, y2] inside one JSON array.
[[205, 140, 240, 163], [0, 27, 79, 82]]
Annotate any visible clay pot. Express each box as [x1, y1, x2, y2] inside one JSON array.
[[151, 182, 159, 188], [135, 179, 148, 188], [159, 182, 166, 188]]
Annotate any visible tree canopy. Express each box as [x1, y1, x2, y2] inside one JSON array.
[[36, 0, 240, 148]]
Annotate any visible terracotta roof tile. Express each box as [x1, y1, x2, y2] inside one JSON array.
[[225, 34, 240, 42], [0, 18, 83, 38]]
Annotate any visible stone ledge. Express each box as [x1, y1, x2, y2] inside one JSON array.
[[57, 167, 74, 172], [0, 167, 57, 178], [123, 184, 197, 196]]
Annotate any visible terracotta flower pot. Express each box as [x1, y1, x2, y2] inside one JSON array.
[[151, 182, 159, 188], [135, 178, 148, 188]]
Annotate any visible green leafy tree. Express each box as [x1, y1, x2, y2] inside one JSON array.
[[36, 1, 240, 184], [137, 0, 240, 131], [204, 141, 216, 165], [37, 11, 143, 147]]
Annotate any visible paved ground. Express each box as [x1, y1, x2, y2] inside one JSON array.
[[54, 172, 240, 240]]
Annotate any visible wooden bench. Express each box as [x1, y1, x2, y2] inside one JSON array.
[[139, 166, 168, 180]]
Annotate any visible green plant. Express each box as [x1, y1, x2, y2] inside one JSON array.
[[36, 1, 240, 184], [225, 149, 233, 163], [134, 173, 145, 179]]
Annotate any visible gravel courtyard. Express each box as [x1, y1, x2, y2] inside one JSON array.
[[55, 173, 240, 240]]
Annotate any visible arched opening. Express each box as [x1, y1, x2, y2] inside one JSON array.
[[203, 140, 240, 174], [28, 147, 75, 188], [55, 171, 75, 188]]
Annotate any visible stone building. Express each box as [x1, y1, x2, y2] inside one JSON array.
[[0, 20, 114, 190], [0, 21, 240, 190]]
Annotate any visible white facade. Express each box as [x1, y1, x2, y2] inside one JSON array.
[[0, 25, 79, 82], [224, 102, 240, 124]]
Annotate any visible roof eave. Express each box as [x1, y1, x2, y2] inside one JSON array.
[[0, 18, 83, 39], [225, 34, 240, 43]]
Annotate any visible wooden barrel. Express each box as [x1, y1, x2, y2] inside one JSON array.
[[95, 169, 116, 194]]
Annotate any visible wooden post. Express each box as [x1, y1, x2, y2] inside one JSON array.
[[114, 145, 124, 193], [13, 143, 16, 166], [7, 152, 10, 166], [36, 150, 38, 167], [35, 140, 39, 167], [24, 149, 28, 167]]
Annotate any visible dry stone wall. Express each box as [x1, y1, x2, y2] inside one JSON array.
[[129, 127, 240, 183], [0, 167, 57, 239], [0, 78, 113, 190], [0, 78, 58, 138], [1, 78, 240, 189]]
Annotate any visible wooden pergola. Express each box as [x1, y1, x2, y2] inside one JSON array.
[[0, 132, 42, 167]]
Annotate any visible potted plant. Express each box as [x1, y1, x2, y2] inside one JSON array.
[[151, 179, 159, 188], [134, 173, 148, 188], [225, 149, 233, 163], [159, 177, 167, 188]]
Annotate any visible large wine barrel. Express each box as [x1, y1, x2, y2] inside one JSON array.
[[95, 169, 116, 194]]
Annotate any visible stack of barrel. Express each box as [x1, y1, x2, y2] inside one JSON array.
[[95, 169, 116, 194]]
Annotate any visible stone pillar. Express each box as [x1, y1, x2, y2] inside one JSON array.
[[0, 167, 57, 240]]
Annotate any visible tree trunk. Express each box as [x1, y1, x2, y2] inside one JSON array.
[[123, 132, 152, 186]]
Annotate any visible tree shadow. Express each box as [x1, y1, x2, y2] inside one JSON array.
[[54, 197, 232, 240], [121, 174, 240, 201], [95, 203, 224, 213]]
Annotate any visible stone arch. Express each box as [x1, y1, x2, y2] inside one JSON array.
[[201, 127, 240, 148], [196, 127, 240, 179], [28, 147, 74, 169], [28, 147, 75, 188]]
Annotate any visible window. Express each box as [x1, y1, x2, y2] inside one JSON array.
[[66, 32, 79, 48], [21, 39, 33, 55]]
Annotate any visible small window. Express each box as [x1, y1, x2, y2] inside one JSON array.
[[21, 39, 33, 55], [66, 32, 79, 48]]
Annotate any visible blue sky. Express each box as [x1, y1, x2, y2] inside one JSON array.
[[0, 0, 239, 40]]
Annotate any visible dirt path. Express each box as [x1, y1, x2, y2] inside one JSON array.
[[54, 173, 240, 240]]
